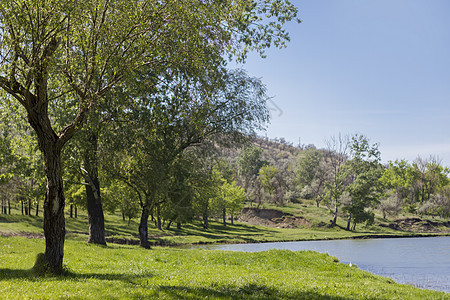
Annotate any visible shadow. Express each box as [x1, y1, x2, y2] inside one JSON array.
[[151, 283, 381, 300], [66, 271, 155, 282], [0, 268, 154, 283], [0, 269, 34, 280]]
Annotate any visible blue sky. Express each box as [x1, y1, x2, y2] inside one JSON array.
[[236, 0, 450, 166]]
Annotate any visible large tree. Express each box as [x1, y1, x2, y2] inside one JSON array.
[[0, 0, 299, 272], [105, 68, 270, 247]]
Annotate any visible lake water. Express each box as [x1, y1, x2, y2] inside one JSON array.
[[192, 236, 450, 293]]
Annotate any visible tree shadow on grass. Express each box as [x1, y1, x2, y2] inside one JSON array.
[[0, 268, 154, 283], [66, 271, 155, 282], [0, 268, 34, 280], [151, 283, 380, 300], [167, 223, 279, 243]]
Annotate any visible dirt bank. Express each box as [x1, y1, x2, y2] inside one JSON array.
[[385, 217, 450, 233], [238, 207, 310, 228]]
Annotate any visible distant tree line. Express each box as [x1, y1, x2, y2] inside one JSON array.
[[234, 133, 449, 230]]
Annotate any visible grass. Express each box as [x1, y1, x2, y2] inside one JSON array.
[[1, 204, 449, 298], [2, 202, 449, 247], [1, 236, 449, 299]]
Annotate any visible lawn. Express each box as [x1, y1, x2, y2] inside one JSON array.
[[1, 236, 448, 299]]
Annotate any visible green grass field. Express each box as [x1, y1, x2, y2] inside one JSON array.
[[2, 201, 448, 247], [1, 236, 449, 299], [1, 203, 449, 299]]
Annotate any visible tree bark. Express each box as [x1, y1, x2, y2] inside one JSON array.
[[331, 204, 338, 227], [85, 174, 106, 245], [156, 204, 162, 231], [346, 212, 352, 231], [83, 132, 106, 245], [222, 208, 226, 226], [203, 201, 209, 229], [203, 214, 209, 229], [139, 206, 150, 249], [42, 146, 66, 274]]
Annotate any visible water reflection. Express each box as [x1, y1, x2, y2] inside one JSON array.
[[192, 236, 450, 293]]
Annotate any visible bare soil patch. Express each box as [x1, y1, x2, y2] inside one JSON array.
[[238, 207, 310, 228], [0, 231, 44, 239], [388, 218, 450, 233]]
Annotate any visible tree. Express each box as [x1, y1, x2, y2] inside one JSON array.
[[0, 128, 16, 214], [0, 0, 299, 272], [104, 67, 271, 246], [237, 146, 267, 206], [221, 181, 246, 225], [379, 159, 416, 206], [413, 156, 449, 204], [258, 164, 286, 205], [323, 134, 350, 227], [296, 148, 327, 207], [343, 134, 382, 230]]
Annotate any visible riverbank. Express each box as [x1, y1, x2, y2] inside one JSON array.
[[1, 236, 448, 299], [1, 210, 449, 247], [192, 236, 450, 294]]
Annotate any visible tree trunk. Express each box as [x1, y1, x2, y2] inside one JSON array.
[[85, 174, 106, 245], [156, 204, 162, 230], [231, 214, 234, 225], [83, 132, 106, 245], [331, 204, 338, 227], [203, 214, 209, 229], [8, 198, 10, 214], [177, 222, 181, 229], [203, 201, 209, 229], [28, 199, 32, 216], [70, 204, 73, 218], [75, 205, 77, 218], [35, 197, 39, 216], [21, 200, 24, 215], [42, 147, 66, 274], [222, 208, 226, 226], [166, 220, 172, 230], [139, 206, 150, 249], [346, 213, 352, 231]]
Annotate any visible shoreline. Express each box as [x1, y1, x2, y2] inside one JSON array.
[[177, 231, 450, 248], [2, 229, 449, 248]]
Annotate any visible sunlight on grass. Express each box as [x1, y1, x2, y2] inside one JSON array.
[[0, 237, 447, 299]]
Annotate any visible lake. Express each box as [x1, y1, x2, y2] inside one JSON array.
[[192, 236, 450, 293]]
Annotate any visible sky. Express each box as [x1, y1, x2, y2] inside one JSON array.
[[235, 0, 450, 166]]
